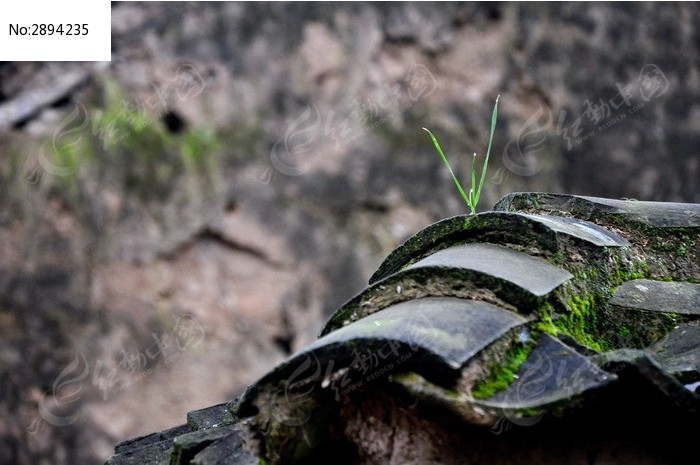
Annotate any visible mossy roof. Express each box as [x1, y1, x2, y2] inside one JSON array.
[[105, 193, 700, 465]]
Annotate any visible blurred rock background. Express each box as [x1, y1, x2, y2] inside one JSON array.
[[0, 2, 697, 463]]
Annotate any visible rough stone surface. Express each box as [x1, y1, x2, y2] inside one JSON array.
[[190, 431, 258, 465], [611, 279, 700, 315], [187, 403, 236, 431], [3, 3, 699, 463], [649, 323, 700, 381], [170, 427, 240, 465], [105, 439, 173, 465], [114, 424, 191, 455], [408, 243, 573, 296]]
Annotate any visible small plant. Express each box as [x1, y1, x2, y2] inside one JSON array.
[[423, 95, 500, 214]]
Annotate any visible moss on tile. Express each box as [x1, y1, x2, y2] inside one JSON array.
[[471, 339, 534, 400]]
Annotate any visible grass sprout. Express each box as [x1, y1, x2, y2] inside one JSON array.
[[423, 95, 500, 214]]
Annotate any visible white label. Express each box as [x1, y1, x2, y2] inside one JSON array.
[[0, 1, 110, 61]]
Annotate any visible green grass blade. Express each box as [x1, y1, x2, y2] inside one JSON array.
[[470, 152, 476, 204], [422, 128, 471, 208], [474, 95, 500, 207]]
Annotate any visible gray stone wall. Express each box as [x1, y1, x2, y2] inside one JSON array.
[[0, 3, 697, 464]]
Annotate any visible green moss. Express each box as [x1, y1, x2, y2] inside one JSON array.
[[558, 295, 609, 352], [181, 128, 219, 173], [518, 407, 543, 417], [532, 296, 615, 353], [472, 340, 534, 400], [611, 309, 683, 348], [552, 250, 565, 264], [648, 232, 694, 255], [637, 261, 651, 276], [611, 266, 647, 285], [530, 237, 691, 354], [575, 267, 600, 282], [535, 286, 687, 352], [252, 385, 337, 465], [392, 372, 461, 401], [531, 302, 558, 336], [39, 78, 230, 206]]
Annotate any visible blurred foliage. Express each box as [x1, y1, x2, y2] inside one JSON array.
[[33, 78, 226, 205], [181, 128, 220, 178], [93, 79, 220, 200]]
